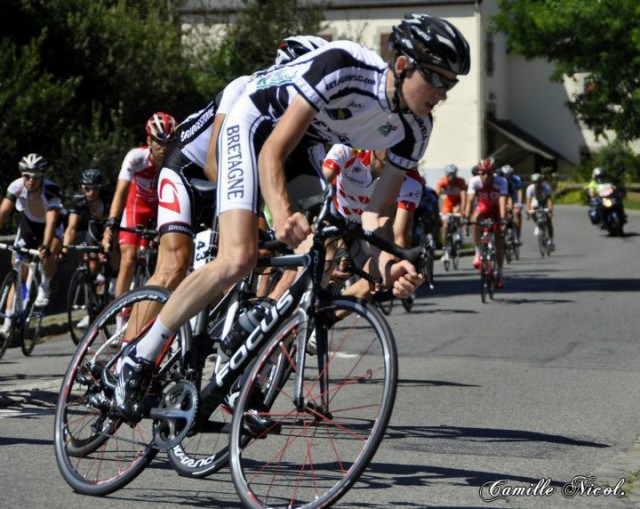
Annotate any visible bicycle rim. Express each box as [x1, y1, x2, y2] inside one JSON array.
[[230, 297, 398, 509], [21, 279, 40, 356], [54, 286, 176, 495], [0, 271, 18, 359]]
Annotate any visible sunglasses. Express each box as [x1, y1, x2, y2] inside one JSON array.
[[478, 171, 491, 176], [82, 185, 101, 192], [416, 66, 459, 92], [22, 172, 43, 180], [151, 137, 172, 147]]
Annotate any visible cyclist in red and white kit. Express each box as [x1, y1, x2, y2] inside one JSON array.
[[102, 112, 176, 299], [322, 143, 423, 301], [464, 158, 508, 287]]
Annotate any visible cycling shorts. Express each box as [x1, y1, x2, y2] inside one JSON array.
[[474, 201, 500, 222], [441, 199, 462, 215], [15, 215, 63, 250], [156, 148, 214, 238], [119, 201, 156, 247]]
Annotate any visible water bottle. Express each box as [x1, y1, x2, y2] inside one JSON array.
[[220, 300, 273, 357], [95, 273, 106, 295]]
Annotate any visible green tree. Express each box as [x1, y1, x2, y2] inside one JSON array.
[[492, 0, 640, 142], [188, 0, 326, 96], [0, 0, 203, 202]]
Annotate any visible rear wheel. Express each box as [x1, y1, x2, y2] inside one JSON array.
[[0, 271, 18, 359], [54, 286, 184, 495], [230, 297, 398, 509], [21, 278, 40, 356]]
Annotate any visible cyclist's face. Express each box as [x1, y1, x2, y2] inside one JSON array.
[[83, 185, 101, 201], [395, 57, 456, 117], [22, 172, 43, 192], [148, 136, 170, 166]]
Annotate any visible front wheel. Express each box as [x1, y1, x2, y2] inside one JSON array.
[[0, 271, 18, 359], [230, 297, 398, 509], [21, 278, 41, 356], [54, 286, 181, 495]]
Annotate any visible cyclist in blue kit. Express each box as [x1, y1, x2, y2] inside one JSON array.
[[114, 14, 471, 419]]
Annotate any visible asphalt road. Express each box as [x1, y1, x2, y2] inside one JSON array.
[[1, 205, 639, 508]]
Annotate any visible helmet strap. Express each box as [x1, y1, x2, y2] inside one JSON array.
[[389, 58, 413, 114]]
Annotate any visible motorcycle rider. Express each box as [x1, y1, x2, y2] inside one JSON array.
[[585, 167, 627, 227]]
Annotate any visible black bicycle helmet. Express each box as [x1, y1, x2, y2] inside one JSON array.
[[18, 153, 48, 172], [275, 35, 328, 65], [388, 14, 471, 75], [81, 168, 103, 186]]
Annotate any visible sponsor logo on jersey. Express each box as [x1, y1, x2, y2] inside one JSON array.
[[378, 122, 398, 137], [326, 108, 353, 120]]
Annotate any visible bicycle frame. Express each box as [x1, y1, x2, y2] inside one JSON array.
[[0, 242, 42, 318]]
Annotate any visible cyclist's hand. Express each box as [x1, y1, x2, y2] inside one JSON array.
[[38, 244, 51, 260], [101, 231, 112, 254], [56, 248, 68, 262], [274, 212, 311, 249], [389, 259, 424, 299]]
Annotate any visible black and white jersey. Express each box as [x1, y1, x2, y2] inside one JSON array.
[[243, 40, 432, 171]]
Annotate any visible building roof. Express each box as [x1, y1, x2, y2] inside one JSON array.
[[486, 118, 566, 162]]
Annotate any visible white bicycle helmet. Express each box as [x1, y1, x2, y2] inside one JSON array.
[[19, 153, 48, 173], [275, 35, 328, 65]]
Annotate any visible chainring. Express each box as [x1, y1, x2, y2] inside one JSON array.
[[150, 380, 199, 451]]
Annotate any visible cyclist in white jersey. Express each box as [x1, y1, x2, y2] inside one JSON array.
[[114, 14, 471, 419], [0, 154, 64, 313]]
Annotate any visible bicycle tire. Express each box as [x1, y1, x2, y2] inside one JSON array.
[[230, 297, 398, 509], [480, 253, 489, 303], [538, 224, 547, 257], [0, 270, 18, 359], [54, 286, 182, 495], [67, 269, 92, 345], [21, 278, 40, 356], [514, 241, 520, 261], [452, 241, 461, 270]]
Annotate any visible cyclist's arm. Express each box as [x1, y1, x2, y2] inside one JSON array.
[[42, 208, 60, 254], [0, 197, 14, 230], [258, 96, 316, 247], [203, 113, 226, 183], [102, 178, 129, 250], [393, 207, 413, 248], [464, 191, 475, 219], [62, 213, 81, 250]]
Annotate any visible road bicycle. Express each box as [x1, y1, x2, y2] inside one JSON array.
[[532, 207, 552, 257], [65, 244, 115, 345], [504, 216, 520, 264], [0, 242, 45, 357], [440, 212, 463, 271], [53, 187, 431, 508], [469, 219, 498, 303]]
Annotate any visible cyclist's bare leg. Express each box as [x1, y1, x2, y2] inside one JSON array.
[[154, 210, 258, 334], [122, 231, 194, 341], [513, 205, 522, 239], [115, 243, 137, 298]]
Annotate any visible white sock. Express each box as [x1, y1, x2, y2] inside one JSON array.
[[135, 318, 173, 362]]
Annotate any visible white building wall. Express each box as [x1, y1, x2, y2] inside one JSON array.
[[321, 5, 482, 181]]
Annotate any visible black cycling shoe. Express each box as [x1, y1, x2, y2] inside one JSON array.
[[115, 353, 155, 422]]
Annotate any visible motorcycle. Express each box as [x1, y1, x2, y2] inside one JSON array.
[[588, 182, 626, 236]]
